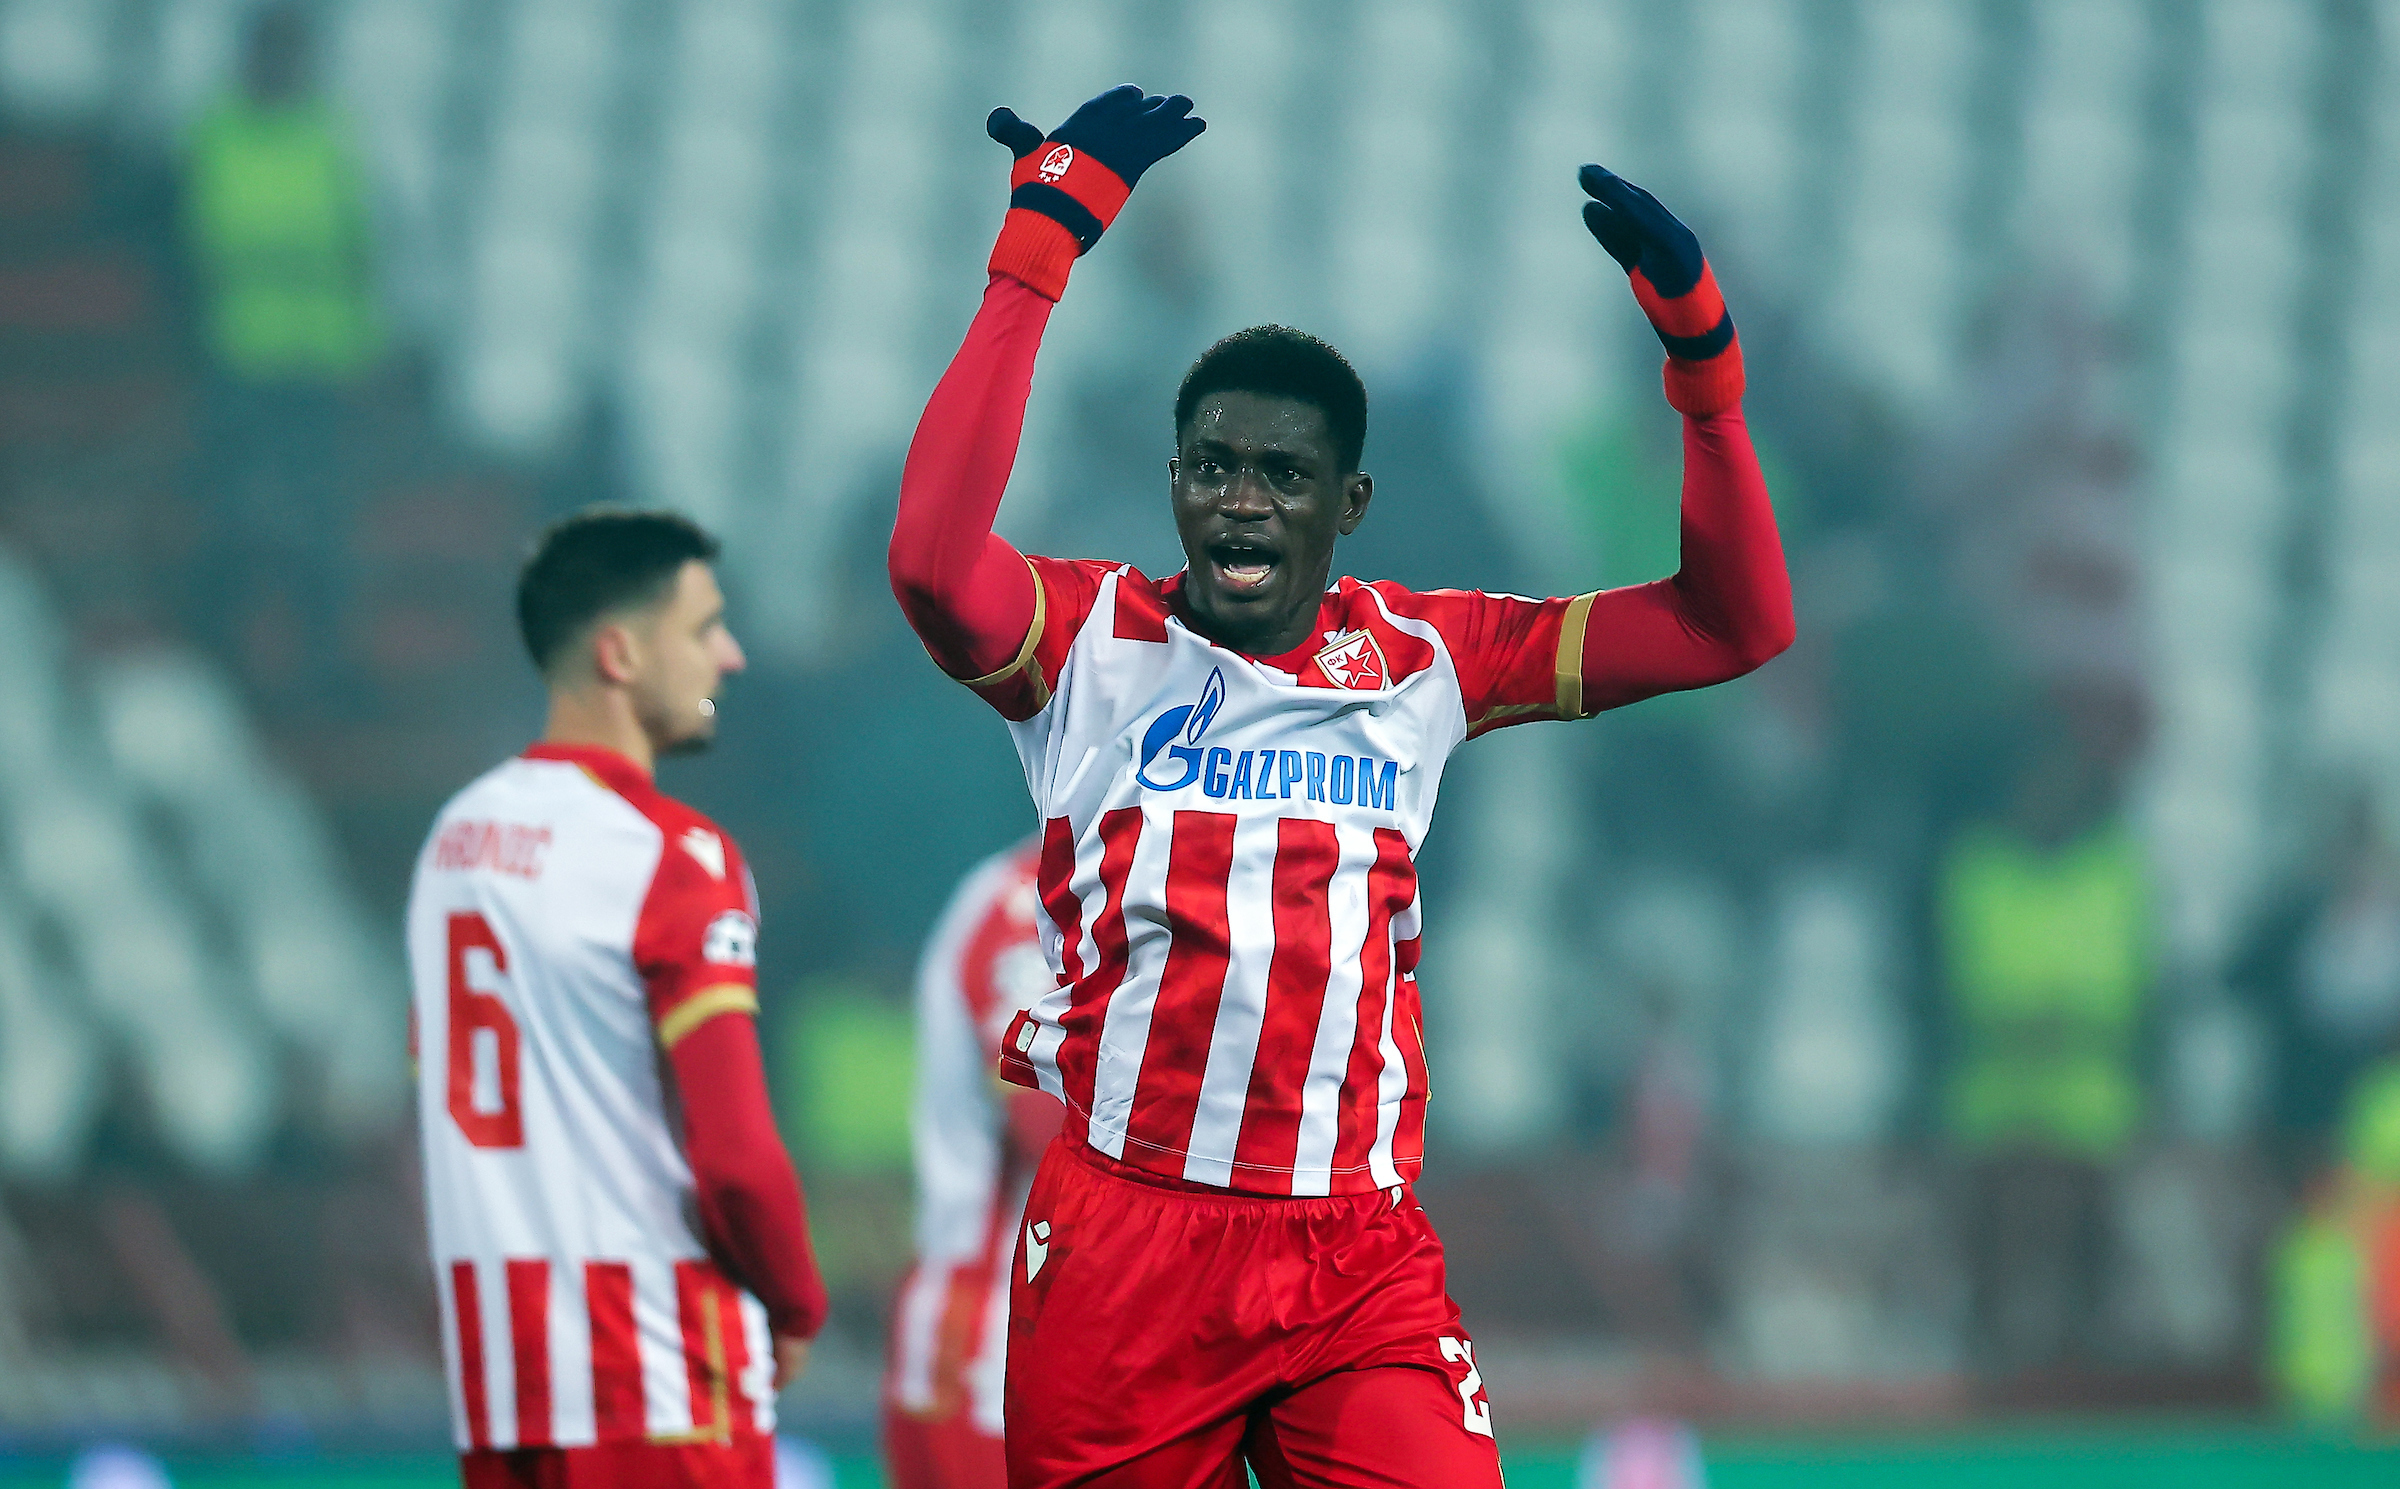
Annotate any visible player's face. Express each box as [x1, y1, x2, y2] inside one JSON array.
[[1170, 393, 1371, 655], [631, 560, 745, 757]]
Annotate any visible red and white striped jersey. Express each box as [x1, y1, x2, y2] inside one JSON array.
[[408, 744, 775, 1451], [980, 561, 1596, 1196], [887, 840, 1052, 1434]]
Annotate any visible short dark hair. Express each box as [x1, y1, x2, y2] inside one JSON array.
[[516, 509, 720, 675], [1174, 326, 1368, 473]]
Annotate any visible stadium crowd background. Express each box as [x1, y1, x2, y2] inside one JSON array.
[[1, 0, 2399, 1480]]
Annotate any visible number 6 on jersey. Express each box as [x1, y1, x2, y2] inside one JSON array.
[[446, 911, 523, 1148]]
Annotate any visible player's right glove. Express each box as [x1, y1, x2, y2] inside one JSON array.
[[1580, 165, 1745, 417], [985, 83, 1205, 301]]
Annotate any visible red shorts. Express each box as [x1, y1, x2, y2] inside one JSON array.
[[1004, 1140, 1501, 1489], [884, 1403, 1008, 1489], [459, 1438, 770, 1489]]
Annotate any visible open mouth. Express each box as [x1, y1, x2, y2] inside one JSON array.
[[1207, 541, 1280, 595]]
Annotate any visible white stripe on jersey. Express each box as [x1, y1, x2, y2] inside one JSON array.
[[738, 1294, 774, 1435], [633, 1259, 690, 1439], [889, 1262, 946, 1411], [545, 1262, 595, 1447], [1289, 823, 1379, 1195], [475, 1261, 518, 1447], [1085, 816, 1176, 1159], [1181, 811, 1283, 1186], [436, 1263, 471, 1445]]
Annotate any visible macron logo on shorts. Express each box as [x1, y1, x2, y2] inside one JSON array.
[[1025, 1219, 1051, 1280]]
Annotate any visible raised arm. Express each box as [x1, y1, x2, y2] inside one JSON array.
[[1576, 409, 1791, 707], [1574, 166, 1792, 709], [889, 86, 1205, 680], [888, 279, 1051, 680]]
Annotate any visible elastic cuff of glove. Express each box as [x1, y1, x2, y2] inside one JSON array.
[[989, 210, 1081, 301], [1630, 260, 1728, 340], [1662, 337, 1745, 418]]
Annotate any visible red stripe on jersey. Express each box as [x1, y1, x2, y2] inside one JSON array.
[[585, 1262, 643, 1442], [1230, 818, 1341, 1183], [1123, 811, 1237, 1161], [505, 1259, 552, 1447], [1113, 576, 1171, 642], [451, 1261, 490, 1449], [1390, 974, 1430, 1178], [1037, 816, 1085, 985], [1054, 808, 1143, 1117], [674, 1261, 721, 1439], [1332, 830, 1416, 1180]]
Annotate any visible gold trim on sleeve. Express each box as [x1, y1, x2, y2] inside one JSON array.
[[656, 983, 759, 1050], [1554, 591, 1599, 718], [961, 554, 1048, 692]]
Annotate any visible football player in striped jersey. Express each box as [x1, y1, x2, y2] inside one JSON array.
[[888, 86, 1791, 1488], [411, 511, 826, 1488], [882, 838, 1061, 1489]]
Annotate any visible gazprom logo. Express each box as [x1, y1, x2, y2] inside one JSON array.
[[1135, 668, 1225, 791]]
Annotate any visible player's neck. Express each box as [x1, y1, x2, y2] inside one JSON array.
[[1179, 593, 1324, 660], [539, 689, 656, 777]]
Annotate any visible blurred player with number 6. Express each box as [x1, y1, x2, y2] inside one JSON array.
[[409, 511, 827, 1489], [889, 86, 1795, 1487]]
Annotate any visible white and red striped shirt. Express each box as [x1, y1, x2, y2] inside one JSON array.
[[983, 562, 1597, 1196], [408, 746, 778, 1451], [887, 840, 1055, 1434]]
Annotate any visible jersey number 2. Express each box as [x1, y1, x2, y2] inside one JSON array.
[[1438, 1336, 1494, 1438], [447, 912, 523, 1148]]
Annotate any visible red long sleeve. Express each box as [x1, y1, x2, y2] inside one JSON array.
[[1579, 406, 1793, 710], [669, 1013, 829, 1341], [889, 276, 1053, 679]]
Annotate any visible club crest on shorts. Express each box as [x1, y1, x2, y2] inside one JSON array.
[[1038, 144, 1074, 183], [1024, 1219, 1051, 1280], [1314, 629, 1388, 690]]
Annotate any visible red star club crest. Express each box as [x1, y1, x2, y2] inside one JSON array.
[[1314, 629, 1388, 690]]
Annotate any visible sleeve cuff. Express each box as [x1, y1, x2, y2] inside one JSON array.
[[989, 211, 1081, 301], [1662, 338, 1745, 417]]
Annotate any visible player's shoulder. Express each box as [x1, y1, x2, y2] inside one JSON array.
[[1028, 555, 1174, 644], [427, 749, 643, 842], [1298, 578, 1450, 675], [623, 782, 748, 891], [1345, 577, 1539, 620], [508, 745, 744, 876]]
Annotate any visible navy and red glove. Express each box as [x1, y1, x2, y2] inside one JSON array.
[[986, 84, 1205, 301], [1581, 165, 1745, 417]]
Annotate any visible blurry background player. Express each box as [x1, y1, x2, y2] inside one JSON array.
[[888, 87, 1789, 1488], [882, 838, 1061, 1489], [409, 511, 827, 1488]]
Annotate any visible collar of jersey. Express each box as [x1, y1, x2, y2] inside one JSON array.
[[1162, 570, 1350, 677], [522, 742, 652, 796]]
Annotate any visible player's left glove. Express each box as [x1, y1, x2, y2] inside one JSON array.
[[986, 84, 1205, 301], [1580, 165, 1745, 417]]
